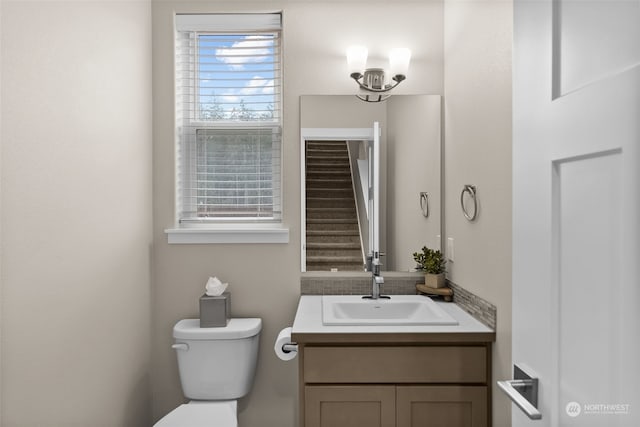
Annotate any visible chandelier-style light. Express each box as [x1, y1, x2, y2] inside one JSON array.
[[347, 46, 411, 102]]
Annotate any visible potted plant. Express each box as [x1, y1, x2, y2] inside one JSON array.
[[412, 246, 447, 288]]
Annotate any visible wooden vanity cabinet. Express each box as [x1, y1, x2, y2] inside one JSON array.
[[297, 340, 492, 427]]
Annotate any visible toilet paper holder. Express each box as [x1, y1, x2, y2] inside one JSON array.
[[282, 343, 298, 353], [274, 327, 298, 361]]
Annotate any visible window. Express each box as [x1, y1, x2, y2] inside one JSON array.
[[174, 14, 282, 227]]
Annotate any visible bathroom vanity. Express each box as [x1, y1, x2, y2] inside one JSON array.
[[291, 295, 495, 427]]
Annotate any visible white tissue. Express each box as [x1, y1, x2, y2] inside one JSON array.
[[205, 276, 228, 297], [274, 327, 297, 361]]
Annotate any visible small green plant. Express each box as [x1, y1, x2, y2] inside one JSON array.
[[412, 246, 446, 274]]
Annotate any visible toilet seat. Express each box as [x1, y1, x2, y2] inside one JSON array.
[[154, 401, 237, 427]]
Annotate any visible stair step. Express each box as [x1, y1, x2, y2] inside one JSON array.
[[306, 159, 348, 165], [307, 159, 349, 166], [306, 178, 352, 187], [306, 208, 356, 220], [307, 236, 360, 245], [305, 155, 349, 162], [306, 186, 353, 194], [306, 201, 356, 209], [307, 171, 351, 178], [307, 218, 358, 224], [307, 156, 348, 160], [306, 197, 355, 208], [306, 196, 355, 201], [306, 263, 364, 272], [307, 250, 362, 258], [306, 207, 355, 212], [307, 230, 360, 236], [306, 153, 348, 160], [306, 231, 360, 244], [306, 168, 351, 174], [306, 184, 352, 193], [306, 187, 353, 194], [306, 147, 348, 153], [307, 242, 361, 249], [306, 141, 347, 148], [307, 225, 359, 233], [306, 255, 363, 263], [306, 163, 350, 169]]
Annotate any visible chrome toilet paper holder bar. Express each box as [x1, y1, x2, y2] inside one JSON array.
[[282, 343, 298, 353]]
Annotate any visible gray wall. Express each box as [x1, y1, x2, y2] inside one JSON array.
[[387, 95, 442, 270], [152, 2, 444, 426], [444, 0, 513, 426], [1, 1, 152, 425]]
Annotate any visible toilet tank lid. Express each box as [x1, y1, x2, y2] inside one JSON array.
[[173, 318, 262, 340]]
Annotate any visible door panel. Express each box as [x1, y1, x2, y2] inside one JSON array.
[[552, 150, 624, 426], [555, 0, 640, 96]]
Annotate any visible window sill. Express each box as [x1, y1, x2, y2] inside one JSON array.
[[165, 226, 290, 244]]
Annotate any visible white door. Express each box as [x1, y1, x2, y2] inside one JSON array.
[[511, 0, 640, 426]]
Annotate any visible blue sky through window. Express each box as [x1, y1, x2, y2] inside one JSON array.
[[198, 33, 278, 122]]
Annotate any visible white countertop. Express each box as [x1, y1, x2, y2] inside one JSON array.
[[292, 295, 494, 338]]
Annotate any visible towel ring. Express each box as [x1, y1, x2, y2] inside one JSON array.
[[419, 192, 429, 218], [460, 185, 478, 221]]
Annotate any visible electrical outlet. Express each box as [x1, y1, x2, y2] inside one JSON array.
[[447, 237, 455, 262]]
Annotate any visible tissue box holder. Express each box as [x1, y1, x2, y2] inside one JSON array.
[[199, 292, 230, 327]]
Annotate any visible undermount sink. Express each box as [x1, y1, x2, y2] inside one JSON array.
[[321, 295, 459, 326]]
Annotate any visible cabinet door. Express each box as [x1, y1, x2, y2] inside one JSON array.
[[305, 385, 395, 427], [396, 386, 487, 427]]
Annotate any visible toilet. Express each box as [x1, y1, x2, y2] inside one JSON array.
[[154, 318, 262, 427]]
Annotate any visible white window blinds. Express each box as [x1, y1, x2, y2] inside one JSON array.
[[175, 14, 282, 223]]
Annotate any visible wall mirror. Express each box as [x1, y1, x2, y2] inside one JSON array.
[[300, 95, 442, 272]]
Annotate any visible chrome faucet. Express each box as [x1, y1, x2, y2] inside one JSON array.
[[363, 252, 389, 300]]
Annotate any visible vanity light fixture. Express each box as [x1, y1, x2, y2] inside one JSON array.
[[347, 46, 411, 102]]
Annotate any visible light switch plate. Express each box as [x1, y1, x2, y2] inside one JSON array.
[[447, 237, 455, 262]]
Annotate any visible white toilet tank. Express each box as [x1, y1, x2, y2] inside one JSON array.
[[173, 318, 262, 400]]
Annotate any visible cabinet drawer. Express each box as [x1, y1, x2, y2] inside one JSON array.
[[303, 346, 486, 384]]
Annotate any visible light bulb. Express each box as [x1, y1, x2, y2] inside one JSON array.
[[389, 48, 411, 77], [347, 46, 368, 75]]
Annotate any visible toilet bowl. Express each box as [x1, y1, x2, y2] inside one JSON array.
[[154, 318, 261, 427]]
